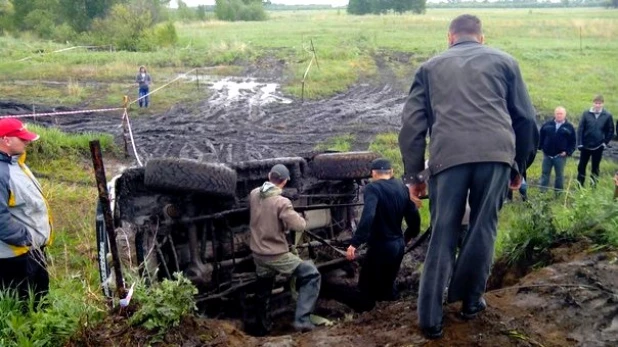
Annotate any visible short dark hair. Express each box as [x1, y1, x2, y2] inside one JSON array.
[[594, 94, 604, 103], [449, 14, 482, 37], [268, 172, 287, 185]]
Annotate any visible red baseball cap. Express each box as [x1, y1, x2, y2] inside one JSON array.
[[0, 119, 39, 141]]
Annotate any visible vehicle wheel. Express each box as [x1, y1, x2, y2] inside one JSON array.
[[310, 151, 380, 180], [144, 158, 237, 197], [231, 157, 306, 182], [231, 157, 306, 198]]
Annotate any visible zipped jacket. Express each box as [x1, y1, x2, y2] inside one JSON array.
[[0, 151, 52, 258]]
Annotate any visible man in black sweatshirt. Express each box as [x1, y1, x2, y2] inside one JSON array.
[[577, 95, 614, 186], [346, 158, 420, 311]]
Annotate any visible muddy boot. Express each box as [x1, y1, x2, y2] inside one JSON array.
[[253, 276, 275, 336], [292, 261, 321, 331]]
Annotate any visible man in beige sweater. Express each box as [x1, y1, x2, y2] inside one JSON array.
[[249, 164, 321, 335]]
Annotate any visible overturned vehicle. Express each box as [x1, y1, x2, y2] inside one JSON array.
[[96, 151, 382, 326]]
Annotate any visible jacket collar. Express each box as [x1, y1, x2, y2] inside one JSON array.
[[0, 151, 11, 163], [450, 39, 482, 48]]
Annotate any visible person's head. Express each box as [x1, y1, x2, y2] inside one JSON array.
[[592, 94, 604, 113], [554, 106, 567, 122], [268, 164, 290, 188], [139, 66, 146, 73], [370, 158, 393, 180], [448, 14, 484, 46], [0, 119, 39, 156]]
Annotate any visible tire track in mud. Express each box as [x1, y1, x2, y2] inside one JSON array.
[[17, 78, 407, 164]]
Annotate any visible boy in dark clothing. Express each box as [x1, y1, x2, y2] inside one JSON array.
[[346, 158, 420, 311], [577, 95, 614, 186], [539, 106, 577, 193]]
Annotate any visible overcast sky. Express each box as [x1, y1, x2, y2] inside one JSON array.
[[176, 0, 349, 6]]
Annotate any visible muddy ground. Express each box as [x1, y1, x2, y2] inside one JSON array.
[[1, 53, 413, 164], [69, 244, 618, 347]]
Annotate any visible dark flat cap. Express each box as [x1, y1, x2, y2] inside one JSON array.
[[371, 158, 392, 171], [270, 164, 290, 180]]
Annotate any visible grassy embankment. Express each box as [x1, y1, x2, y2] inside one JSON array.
[[0, 8, 617, 117]]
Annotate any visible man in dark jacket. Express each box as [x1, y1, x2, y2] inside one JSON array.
[[345, 158, 420, 312], [577, 95, 614, 186], [539, 106, 577, 193], [398, 14, 538, 339]]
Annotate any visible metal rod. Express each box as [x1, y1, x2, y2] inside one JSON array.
[[89, 140, 126, 299], [171, 203, 364, 225], [229, 222, 235, 270], [209, 220, 220, 291], [296, 193, 357, 198], [168, 233, 180, 273], [155, 239, 171, 279], [304, 230, 347, 257]]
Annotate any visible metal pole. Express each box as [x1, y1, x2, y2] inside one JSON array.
[[90, 140, 127, 300], [579, 26, 582, 54], [195, 68, 200, 91]]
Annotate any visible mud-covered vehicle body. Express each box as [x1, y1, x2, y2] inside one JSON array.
[[96, 151, 379, 320]]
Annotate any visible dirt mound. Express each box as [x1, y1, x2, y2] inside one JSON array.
[[263, 249, 618, 347], [67, 313, 256, 347]]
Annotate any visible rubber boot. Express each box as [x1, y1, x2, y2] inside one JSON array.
[[253, 276, 275, 336], [292, 261, 321, 332]]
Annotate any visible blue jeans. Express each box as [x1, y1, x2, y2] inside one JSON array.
[[540, 154, 567, 192], [138, 86, 149, 107]]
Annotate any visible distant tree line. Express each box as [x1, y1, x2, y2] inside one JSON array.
[[347, 0, 427, 14], [0, 0, 179, 51], [427, 0, 613, 8]]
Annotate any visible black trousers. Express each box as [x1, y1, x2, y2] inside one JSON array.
[[418, 163, 509, 329], [0, 249, 49, 307], [577, 147, 604, 186], [357, 238, 405, 310]]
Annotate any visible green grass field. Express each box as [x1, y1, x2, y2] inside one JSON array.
[[0, 8, 616, 116]]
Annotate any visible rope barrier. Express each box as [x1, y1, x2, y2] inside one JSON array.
[[0, 107, 125, 119], [121, 108, 143, 167]]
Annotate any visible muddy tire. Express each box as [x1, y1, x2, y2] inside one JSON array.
[[144, 158, 237, 197], [231, 157, 306, 198], [310, 152, 380, 180]]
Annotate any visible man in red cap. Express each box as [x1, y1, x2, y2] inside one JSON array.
[[0, 118, 52, 307]]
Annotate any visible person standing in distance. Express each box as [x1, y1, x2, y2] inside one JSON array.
[[576, 95, 614, 187], [135, 66, 152, 108], [398, 14, 539, 339], [539, 106, 576, 194]]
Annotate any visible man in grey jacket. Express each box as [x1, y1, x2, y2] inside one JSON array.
[[0, 119, 52, 307], [248, 164, 321, 335], [398, 14, 538, 339], [577, 95, 614, 187]]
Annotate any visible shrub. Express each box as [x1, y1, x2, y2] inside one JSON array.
[[130, 273, 198, 335], [215, 0, 267, 22], [154, 22, 178, 48], [91, 4, 154, 51]]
